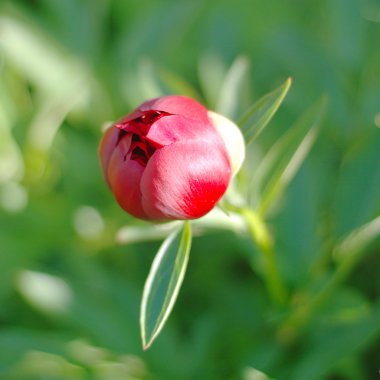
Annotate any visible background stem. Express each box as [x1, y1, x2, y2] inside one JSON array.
[[242, 208, 287, 306]]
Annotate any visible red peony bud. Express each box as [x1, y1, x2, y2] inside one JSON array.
[[99, 95, 244, 221]]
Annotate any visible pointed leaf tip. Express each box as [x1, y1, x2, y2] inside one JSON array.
[[255, 95, 327, 216], [140, 221, 192, 350], [238, 77, 293, 144]]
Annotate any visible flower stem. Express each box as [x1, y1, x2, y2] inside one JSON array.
[[241, 208, 287, 306]]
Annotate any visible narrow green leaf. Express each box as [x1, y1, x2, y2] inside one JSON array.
[[255, 96, 327, 216], [216, 56, 251, 119], [238, 77, 292, 144], [140, 222, 192, 350]]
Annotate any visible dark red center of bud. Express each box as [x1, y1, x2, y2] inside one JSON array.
[[119, 110, 170, 167], [129, 134, 157, 166]]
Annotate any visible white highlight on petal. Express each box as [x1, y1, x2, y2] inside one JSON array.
[[208, 111, 245, 176]]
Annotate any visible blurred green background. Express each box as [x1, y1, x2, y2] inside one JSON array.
[[1, 0, 380, 379]]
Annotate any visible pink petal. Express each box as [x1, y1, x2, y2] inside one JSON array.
[[146, 115, 216, 147], [98, 126, 120, 186], [107, 135, 147, 219], [121, 95, 209, 124], [140, 141, 231, 220]]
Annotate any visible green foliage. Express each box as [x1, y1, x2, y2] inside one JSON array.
[[141, 222, 192, 350], [254, 96, 327, 215], [0, 0, 380, 379]]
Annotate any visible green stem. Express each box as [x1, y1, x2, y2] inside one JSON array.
[[241, 208, 287, 306]]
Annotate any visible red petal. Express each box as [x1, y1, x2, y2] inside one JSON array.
[[117, 108, 144, 123], [107, 135, 147, 219], [98, 126, 120, 186], [140, 141, 231, 220], [114, 119, 151, 135]]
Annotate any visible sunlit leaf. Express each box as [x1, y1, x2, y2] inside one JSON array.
[[0, 15, 86, 96], [0, 15, 92, 186], [333, 215, 380, 262], [243, 366, 274, 380], [140, 222, 192, 350], [216, 56, 251, 119], [0, 328, 72, 366], [238, 78, 292, 144], [0, 104, 24, 183], [255, 97, 327, 216], [137, 58, 164, 100], [198, 53, 227, 108], [116, 222, 181, 245], [16, 270, 72, 315]]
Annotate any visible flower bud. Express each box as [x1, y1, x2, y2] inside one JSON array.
[[99, 95, 245, 221]]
